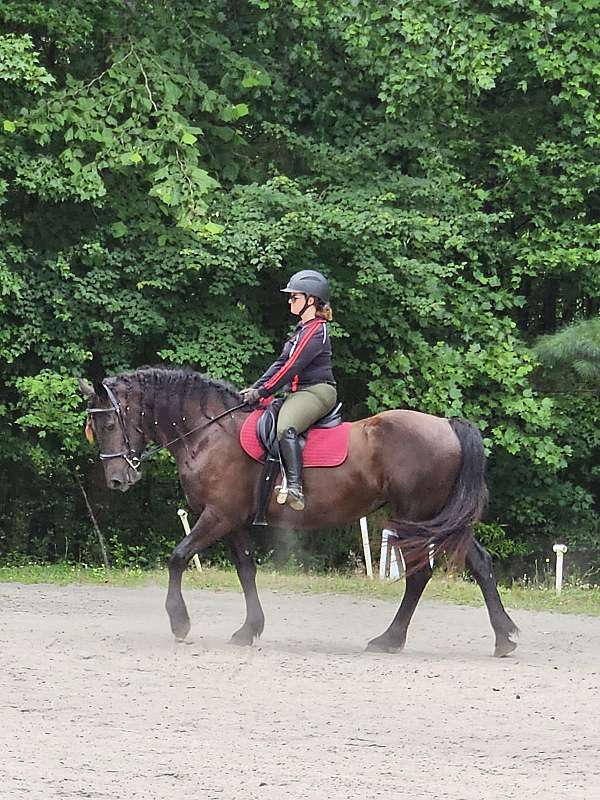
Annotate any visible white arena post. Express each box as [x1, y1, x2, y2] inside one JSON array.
[[177, 508, 202, 573], [552, 543, 567, 594], [359, 517, 373, 578], [380, 529, 403, 581]]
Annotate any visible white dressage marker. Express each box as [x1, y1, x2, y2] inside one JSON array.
[[379, 532, 435, 580], [379, 529, 404, 580], [177, 508, 202, 573], [359, 516, 373, 578], [553, 543, 567, 594]]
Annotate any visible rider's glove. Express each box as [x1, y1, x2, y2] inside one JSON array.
[[241, 387, 261, 405]]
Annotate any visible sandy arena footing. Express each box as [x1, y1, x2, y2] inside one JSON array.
[[1, 582, 599, 799]]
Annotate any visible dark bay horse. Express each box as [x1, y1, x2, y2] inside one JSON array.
[[80, 367, 518, 656]]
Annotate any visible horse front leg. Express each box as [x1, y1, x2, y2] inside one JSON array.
[[466, 538, 519, 657], [228, 528, 265, 646], [166, 506, 232, 641]]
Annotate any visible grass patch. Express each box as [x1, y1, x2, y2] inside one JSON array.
[[1, 563, 599, 616]]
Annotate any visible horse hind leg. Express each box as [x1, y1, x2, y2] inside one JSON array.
[[466, 538, 519, 657], [366, 564, 432, 653], [228, 529, 265, 646]]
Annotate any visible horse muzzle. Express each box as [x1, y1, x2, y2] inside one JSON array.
[[107, 468, 142, 492]]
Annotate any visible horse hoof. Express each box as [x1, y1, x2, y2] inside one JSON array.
[[230, 628, 255, 647], [494, 638, 517, 658], [365, 636, 402, 654], [172, 620, 191, 642]]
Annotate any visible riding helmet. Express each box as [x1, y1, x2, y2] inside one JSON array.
[[281, 269, 330, 302]]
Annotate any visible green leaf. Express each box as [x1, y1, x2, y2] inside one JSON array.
[[233, 103, 249, 119], [204, 222, 225, 235], [110, 222, 128, 238], [121, 151, 143, 166], [241, 71, 271, 88], [181, 131, 197, 145], [3, 120, 16, 132]]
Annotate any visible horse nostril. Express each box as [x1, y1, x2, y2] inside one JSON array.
[[109, 478, 122, 490]]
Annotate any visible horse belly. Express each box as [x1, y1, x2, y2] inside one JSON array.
[[267, 435, 384, 529]]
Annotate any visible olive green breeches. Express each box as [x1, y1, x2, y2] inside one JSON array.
[[276, 383, 338, 439]]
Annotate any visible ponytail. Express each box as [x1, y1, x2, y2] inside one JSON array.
[[315, 300, 333, 321]]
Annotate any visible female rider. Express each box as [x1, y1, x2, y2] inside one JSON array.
[[241, 270, 336, 511]]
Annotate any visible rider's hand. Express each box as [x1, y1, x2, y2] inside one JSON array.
[[241, 387, 261, 405]]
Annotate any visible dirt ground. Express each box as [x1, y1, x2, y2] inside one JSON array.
[[1, 582, 599, 800]]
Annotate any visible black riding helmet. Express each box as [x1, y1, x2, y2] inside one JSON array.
[[281, 269, 330, 303]]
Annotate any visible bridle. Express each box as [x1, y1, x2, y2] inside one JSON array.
[[87, 383, 144, 471], [88, 382, 247, 471]]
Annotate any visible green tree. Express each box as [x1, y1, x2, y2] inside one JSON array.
[[535, 317, 600, 389], [1, 0, 598, 571]]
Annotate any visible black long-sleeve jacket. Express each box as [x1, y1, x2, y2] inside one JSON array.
[[253, 318, 335, 398]]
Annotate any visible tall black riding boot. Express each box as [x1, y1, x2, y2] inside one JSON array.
[[278, 427, 305, 511]]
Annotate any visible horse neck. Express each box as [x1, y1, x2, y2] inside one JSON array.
[[135, 372, 239, 455]]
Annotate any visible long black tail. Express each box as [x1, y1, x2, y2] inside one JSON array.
[[390, 418, 488, 573]]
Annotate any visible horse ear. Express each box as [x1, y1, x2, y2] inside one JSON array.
[[93, 380, 108, 399], [78, 378, 95, 398]]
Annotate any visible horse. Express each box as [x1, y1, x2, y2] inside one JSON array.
[[79, 367, 518, 657]]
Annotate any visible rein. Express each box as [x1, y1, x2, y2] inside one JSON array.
[[141, 402, 248, 461], [88, 382, 247, 471]]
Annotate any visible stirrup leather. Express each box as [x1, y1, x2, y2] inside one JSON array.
[[252, 455, 280, 526]]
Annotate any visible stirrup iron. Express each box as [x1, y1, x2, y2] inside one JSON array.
[[276, 472, 288, 505]]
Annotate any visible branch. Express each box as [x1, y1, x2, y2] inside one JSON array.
[[133, 50, 158, 113], [74, 471, 111, 570], [176, 147, 195, 197], [85, 45, 134, 90]]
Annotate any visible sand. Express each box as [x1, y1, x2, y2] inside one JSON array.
[[1, 581, 599, 799]]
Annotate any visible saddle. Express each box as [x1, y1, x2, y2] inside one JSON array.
[[239, 400, 351, 526], [256, 398, 343, 456]]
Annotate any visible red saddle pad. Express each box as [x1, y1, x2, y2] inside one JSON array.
[[240, 410, 351, 467]]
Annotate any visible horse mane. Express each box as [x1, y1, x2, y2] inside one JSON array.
[[104, 367, 251, 418]]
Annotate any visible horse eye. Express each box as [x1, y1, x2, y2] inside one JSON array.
[[105, 420, 116, 431]]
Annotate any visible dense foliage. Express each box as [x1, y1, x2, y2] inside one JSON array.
[[1, 1, 598, 576]]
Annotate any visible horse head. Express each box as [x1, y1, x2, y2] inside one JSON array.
[[79, 377, 145, 492]]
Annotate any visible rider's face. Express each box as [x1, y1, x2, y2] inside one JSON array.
[[288, 293, 315, 316], [288, 293, 305, 315]]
